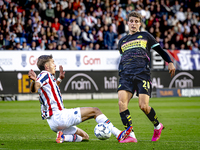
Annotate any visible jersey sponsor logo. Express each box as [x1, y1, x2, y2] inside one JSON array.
[[137, 35, 143, 38], [121, 40, 147, 52]]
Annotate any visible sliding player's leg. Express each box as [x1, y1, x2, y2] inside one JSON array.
[[56, 126, 89, 143], [80, 107, 132, 142]]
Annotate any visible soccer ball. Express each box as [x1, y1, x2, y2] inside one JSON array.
[[94, 123, 111, 140]]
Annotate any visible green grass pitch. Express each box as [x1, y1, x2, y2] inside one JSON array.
[[0, 97, 200, 150]]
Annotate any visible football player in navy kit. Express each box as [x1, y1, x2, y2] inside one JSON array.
[[117, 11, 176, 143]]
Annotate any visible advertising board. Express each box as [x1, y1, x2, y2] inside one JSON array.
[[0, 51, 120, 71], [0, 71, 199, 97]]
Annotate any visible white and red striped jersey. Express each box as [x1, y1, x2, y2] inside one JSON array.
[[36, 70, 64, 119]]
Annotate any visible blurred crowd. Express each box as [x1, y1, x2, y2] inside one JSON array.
[[0, 0, 199, 51]]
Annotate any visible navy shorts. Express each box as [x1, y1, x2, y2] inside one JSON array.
[[117, 75, 152, 97]]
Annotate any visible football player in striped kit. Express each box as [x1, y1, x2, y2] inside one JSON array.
[[28, 55, 132, 143]]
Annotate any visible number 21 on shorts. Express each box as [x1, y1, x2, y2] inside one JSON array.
[[142, 80, 150, 92]]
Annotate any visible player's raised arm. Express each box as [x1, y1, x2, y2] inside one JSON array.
[[168, 62, 176, 77], [28, 69, 40, 93], [152, 44, 176, 77], [56, 65, 65, 86]]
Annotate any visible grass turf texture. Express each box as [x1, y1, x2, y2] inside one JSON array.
[[0, 97, 200, 150]]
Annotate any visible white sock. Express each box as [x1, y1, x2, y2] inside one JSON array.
[[64, 134, 82, 142], [108, 123, 121, 138], [95, 114, 107, 123], [95, 114, 121, 138], [154, 123, 161, 130], [129, 131, 136, 139]]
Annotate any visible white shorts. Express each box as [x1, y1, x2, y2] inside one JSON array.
[[47, 108, 82, 135]]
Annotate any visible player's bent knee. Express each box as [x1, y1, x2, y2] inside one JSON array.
[[81, 132, 89, 141], [118, 100, 126, 107], [139, 105, 148, 113], [93, 107, 101, 114], [83, 133, 89, 140]]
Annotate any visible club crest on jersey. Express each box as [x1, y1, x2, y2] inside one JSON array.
[[137, 35, 143, 38]]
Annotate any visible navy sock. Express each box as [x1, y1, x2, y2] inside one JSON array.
[[146, 107, 159, 127], [120, 109, 133, 131]]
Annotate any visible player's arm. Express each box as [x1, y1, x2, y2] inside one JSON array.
[[30, 80, 41, 93], [28, 69, 40, 93], [56, 65, 65, 86], [118, 38, 124, 76], [152, 44, 176, 77]]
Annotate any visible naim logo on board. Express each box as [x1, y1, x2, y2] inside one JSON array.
[[64, 73, 98, 91], [169, 72, 194, 88]]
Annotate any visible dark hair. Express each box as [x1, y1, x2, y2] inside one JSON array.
[[37, 55, 53, 71], [127, 11, 142, 22]]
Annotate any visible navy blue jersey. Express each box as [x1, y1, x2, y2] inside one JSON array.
[[118, 31, 159, 78]]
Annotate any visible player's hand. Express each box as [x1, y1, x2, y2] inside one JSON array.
[[28, 69, 37, 81], [59, 65, 65, 80], [168, 62, 176, 77]]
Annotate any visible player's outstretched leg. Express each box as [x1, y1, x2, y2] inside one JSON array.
[[95, 114, 135, 143], [152, 123, 164, 141]]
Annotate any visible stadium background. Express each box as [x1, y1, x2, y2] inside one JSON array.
[[0, 0, 200, 100], [0, 1, 200, 149]]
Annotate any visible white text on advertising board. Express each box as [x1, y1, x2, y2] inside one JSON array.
[[0, 81, 3, 91], [151, 77, 163, 89], [64, 73, 98, 91], [169, 72, 194, 88], [104, 76, 117, 89], [71, 78, 91, 90]]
